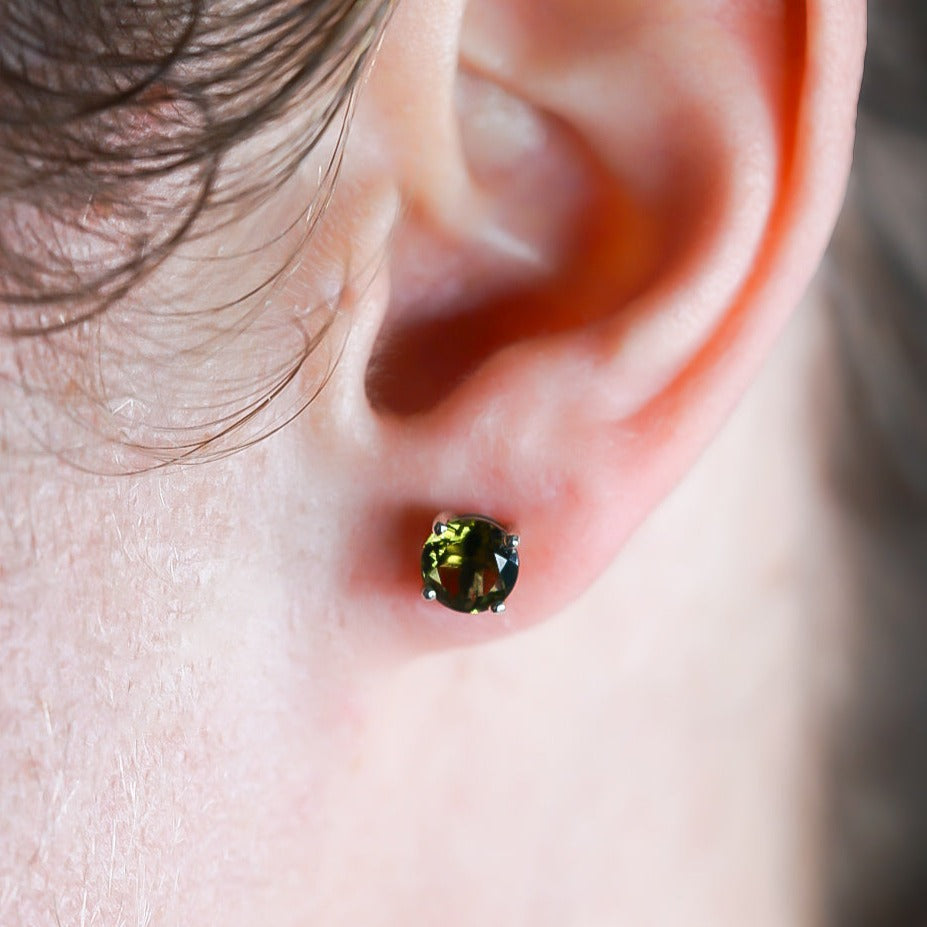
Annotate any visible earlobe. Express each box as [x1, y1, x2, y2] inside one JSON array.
[[332, 0, 866, 647]]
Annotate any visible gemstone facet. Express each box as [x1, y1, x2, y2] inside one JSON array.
[[421, 515, 520, 615]]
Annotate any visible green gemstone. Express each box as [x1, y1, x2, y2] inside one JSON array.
[[421, 515, 520, 615]]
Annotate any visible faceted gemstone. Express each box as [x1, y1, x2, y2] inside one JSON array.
[[421, 515, 520, 614]]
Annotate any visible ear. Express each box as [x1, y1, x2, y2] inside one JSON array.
[[313, 0, 866, 648]]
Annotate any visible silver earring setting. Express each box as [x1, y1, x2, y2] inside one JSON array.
[[421, 514, 520, 614]]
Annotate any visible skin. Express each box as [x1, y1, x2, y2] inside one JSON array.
[[0, 1, 866, 924]]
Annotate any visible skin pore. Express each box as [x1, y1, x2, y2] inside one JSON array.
[[0, 1, 866, 924]]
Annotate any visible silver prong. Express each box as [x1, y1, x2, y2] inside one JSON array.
[[505, 534, 520, 550], [423, 587, 438, 602], [490, 602, 507, 615], [433, 522, 448, 536]]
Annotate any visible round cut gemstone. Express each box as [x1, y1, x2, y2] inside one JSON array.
[[422, 515, 519, 614]]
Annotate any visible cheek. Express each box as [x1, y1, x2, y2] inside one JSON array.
[[0, 574, 370, 927]]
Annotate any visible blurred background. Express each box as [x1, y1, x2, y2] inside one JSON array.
[[823, 1, 927, 924]]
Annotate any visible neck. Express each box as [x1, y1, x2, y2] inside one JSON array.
[[0, 291, 850, 925]]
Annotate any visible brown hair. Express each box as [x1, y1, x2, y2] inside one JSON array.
[[0, 1, 394, 469], [0, 0, 391, 333]]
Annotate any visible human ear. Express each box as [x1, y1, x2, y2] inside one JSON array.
[[309, 0, 866, 648]]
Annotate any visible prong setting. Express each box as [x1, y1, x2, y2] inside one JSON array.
[[422, 514, 519, 614]]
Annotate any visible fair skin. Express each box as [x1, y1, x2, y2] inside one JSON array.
[[0, 1, 865, 924]]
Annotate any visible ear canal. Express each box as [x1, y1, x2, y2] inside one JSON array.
[[364, 79, 664, 416], [362, 0, 785, 420]]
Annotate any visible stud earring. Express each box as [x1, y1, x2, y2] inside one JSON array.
[[421, 514, 520, 615]]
